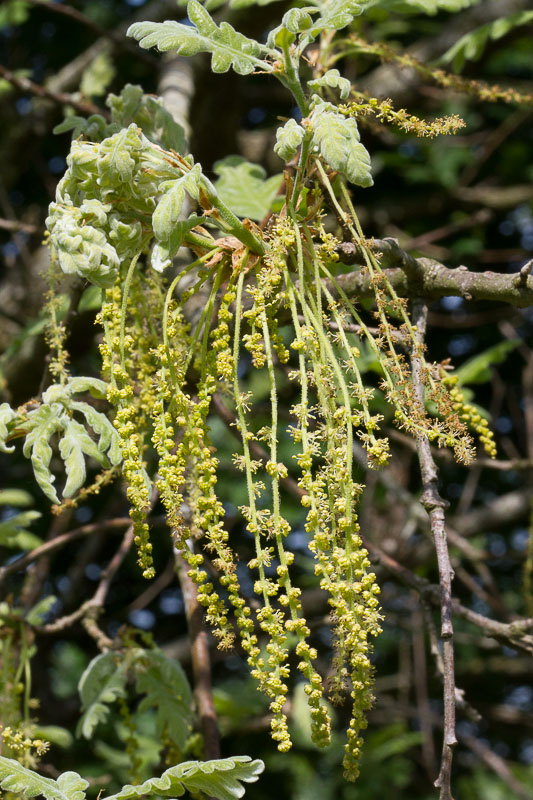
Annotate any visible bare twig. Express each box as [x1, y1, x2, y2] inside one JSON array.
[[0, 64, 106, 117], [36, 488, 160, 644], [411, 299, 456, 799], [18, 509, 73, 613], [333, 239, 533, 307], [0, 218, 39, 235], [518, 259, 533, 287], [38, 524, 134, 641], [26, 0, 157, 66], [0, 517, 131, 589], [46, 0, 179, 95], [412, 603, 438, 779], [462, 735, 532, 800], [127, 557, 175, 612]]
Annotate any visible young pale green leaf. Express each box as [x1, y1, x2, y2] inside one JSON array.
[[440, 10, 533, 72], [0, 402, 17, 453], [311, 106, 373, 187], [267, 8, 313, 47], [17, 380, 122, 503], [77, 652, 128, 739], [311, 0, 363, 34], [105, 756, 265, 800], [213, 157, 283, 221], [308, 69, 351, 100], [58, 422, 90, 499], [66, 376, 109, 398], [107, 84, 187, 154], [152, 164, 202, 241], [53, 113, 114, 141], [0, 488, 33, 506], [151, 213, 204, 272], [97, 124, 144, 187], [127, 0, 270, 76], [26, 594, 58, 626], [71, 402, 122, 466], [23, 405, 65, 503], [135, 650, 193, 750], [182, 0, 283, 9], [0, 756, 88, 800], [80, 51, 115, 99], [0, 509, 42, 551], [274, 119, 306, 162], [46, 204, 121, 289]]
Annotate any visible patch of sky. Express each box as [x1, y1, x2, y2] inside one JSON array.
[[159, 588, 184, 615], [447, 333, 475, 357], [48, 156, 66, 175], [16, 98, 32, 115], [74, 506, 92, 524], [511, 528, 529, 552], [128, 608, 156, 629], [285, 529, 310, 552], [41, 22, 56, 39], [440, 296, 463, 311], [494, 415, 512, 434], [519, 739, 533, 765], [55, 576, 70, 593], [505, 685, 533, 710], [247, 107, 267, 126], [398, 142, 420, 159], [9, 190, 24, 207], [85, 563, 101, 580], [487, 533, 506, 558]]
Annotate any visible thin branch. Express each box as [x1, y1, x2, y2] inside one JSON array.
[[411, 299, 456, 799], [0, 218, 39, 235], [334, 238, 533, 307], [26, 0, 157, 66], [462, 735, 532, 800], [46, 0, 179, 95], [38, 524, 134, 639], [36, 488, 160, 644], [0, 64, 106, 117], [0, 517, 131, 589], [412, 603, 438, 779], [127, 556, 175, 612]]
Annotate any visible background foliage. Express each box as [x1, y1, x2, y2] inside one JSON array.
[[1, 1, 533, 798]]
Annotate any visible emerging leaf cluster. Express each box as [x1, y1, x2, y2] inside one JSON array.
[[0, 755, 264, 800], [78, 648, 193, 752], [1, 378, 121, 503]]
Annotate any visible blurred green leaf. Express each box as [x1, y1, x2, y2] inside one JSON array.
[[441, 10, 533, 72], [26, 595, 57, 626], [80, 52, 116, 99], [213, 157, 283, 222], [455, 339, 521, 385]]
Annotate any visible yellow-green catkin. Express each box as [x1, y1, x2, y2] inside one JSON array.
[[98, 283, 155, 578], [444, 376, 497, 458], [43, 251, 69, 383]]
